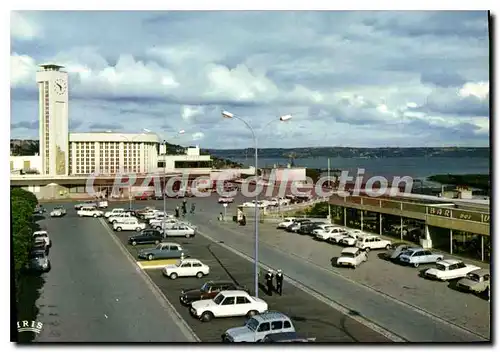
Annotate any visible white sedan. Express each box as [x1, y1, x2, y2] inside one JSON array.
[[424, 259, 481, 281], [277, 217, 296, 229], [190, 290, 268, 322], [337, 247, 368, 268], [50, 206, 66, 217], [315, 227, 346, 241], [162, 259, 210, 279], [218, 196, 234, 204]]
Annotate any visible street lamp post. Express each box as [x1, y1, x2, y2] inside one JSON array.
[[222, 110, 292, 298], [151, 129, 186, 216]]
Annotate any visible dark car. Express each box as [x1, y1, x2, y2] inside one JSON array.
[[179, 280, 249, 306], [128, 229, 163, 246], [33, 205, 46, 214], [286, 219, 311, 232], [297, 222, 326, 235], [135, 193, 151, 201]]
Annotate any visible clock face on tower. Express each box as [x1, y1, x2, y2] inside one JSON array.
[[54, 78, 67, 96]]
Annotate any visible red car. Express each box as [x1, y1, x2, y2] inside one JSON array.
[[134, 193, 151, 201]]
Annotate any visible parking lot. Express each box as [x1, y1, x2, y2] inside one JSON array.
[[99, 215, 390, 342], [198, 214, 490, 339]]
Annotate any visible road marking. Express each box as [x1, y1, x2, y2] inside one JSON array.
[[195, 228, 406, 342], [196, 220, 489, 341], [98, 218, 200, 342]]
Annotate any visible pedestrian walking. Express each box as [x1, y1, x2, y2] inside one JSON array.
[[275, 269, 284, 295], [191, 203, 195, 214], [175, 206, 180, 218], [265, 270, 274, 296], [182, 199, 187, 213]]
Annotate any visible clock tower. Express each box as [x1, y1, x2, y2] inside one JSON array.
[[36, 64, 69, 176]]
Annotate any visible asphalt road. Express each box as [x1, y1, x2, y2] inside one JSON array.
[[32, 207, 197, 342], [124, 194, 490, 342]]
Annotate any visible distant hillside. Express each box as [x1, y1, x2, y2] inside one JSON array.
[[206, 147, 490, 159]]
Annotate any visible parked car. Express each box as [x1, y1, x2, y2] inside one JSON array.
[[33, 204, 46, 214], [311, 224, 334, 236], [286, 219, 311, 233], [137, 242, 186, 260], [298, 222, 328, 235], [339, 232, 364, 246], [27, 249, 51, 272], [398, 248, 444, 267], [242, 200, 267, 208], [179, 280, 250, 306], [153, 194, 164, 200], [164, 224, 196, 238], [456, 269, 490, 294], [219, 196, 234, 204], [327, 230, 352, 244], [162, 259, 210, 279], [190, 290, 268, 322], [77, 206, 104, 218], [134, 193, 152, 201], [50, 206, 66, 217], [150, 218, 179, 231], [424, 259, 481, 281], [386, 243, 419, 261], [355, 235, 392, 252], [222, 311, 295, 342], [277, 218, 296, 229], [33, 230, 51, 247], [315, 227, 347, 241], [261, 332, 316, 343], [108, 212, 136, 224], [74, 200, 107, 210], [336, 247, 368, 268], [142, 210, 164, 220], [33, 238, 49, 255], [113, 219, 146, 232], [104, 208, 126, 218], [128, 229, 163, 246]]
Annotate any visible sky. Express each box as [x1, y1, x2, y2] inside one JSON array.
[[10, 10, 490, 148]]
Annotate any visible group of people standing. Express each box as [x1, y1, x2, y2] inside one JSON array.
[[174, 199, 195, 218], [264, 269, 284, 296]]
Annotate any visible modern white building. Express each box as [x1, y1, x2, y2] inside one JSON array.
[[10, 63, 213, 178]]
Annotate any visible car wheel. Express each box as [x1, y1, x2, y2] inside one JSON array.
[[353, 264, 357, 269], [136, 227, 142, 232], [256, 339, 262, 343], [196, 271, 204, 278], [437, 257, 443, 261], [185, 233, 191, 238], [246, 310, 258, 318], [169, 272, 178, 280], [116, 227, 122, 232], [112, 220, 117, 224], [93, 214, 98, 218], [365, 247, 370, 253], [154, 240, 160, 245], [132, 241, 137, 246], [155, 226, 161, 230], [201, 311, 213, 322], [148, 254, 154, 261], [385, 244, 391, 250], [414, 262, 419, 268]]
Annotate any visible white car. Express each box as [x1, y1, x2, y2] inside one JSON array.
[[277, 217, 296, 229], [98, 200, 108, 208], [113, 219, 147, 232], [311, 224, 334, 235], [77, 206, 104, 217], [50, 206, 66, 217], [163, 224, 196, 238], [315, 227, 346, 241], [218, 196, 234, 204], [33, 230, 51, 247], [150, 218, 179, 230], [424, 259, 481, 281], [355, 235, 392, 252], [339, 232, 364, 246], [162, 259, 210, 279], [142, 210, 164, 220], [337, 247, 368, 268], [242, 200, 267, 208], [104, 208, 126, 218], [108, 212, 136, 224], [190, 290, 268, 322]]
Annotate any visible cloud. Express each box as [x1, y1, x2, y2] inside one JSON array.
[[89, 122, 123, 130], [191, 132, 205, 141], [11, 120, 38, 130], [10, 11, 489, 148], [11, 11, 42, 41]]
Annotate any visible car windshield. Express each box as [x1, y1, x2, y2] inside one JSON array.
[[213, 293, 225, 305], [200, 283, 210, 292], [34, 233, 46, 238], [466, 273, 481, 282], [435, 264, 447, 271], [29, 253, 44, 259], [246, 318, 259, 331], [342, 253, 355, 258]]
